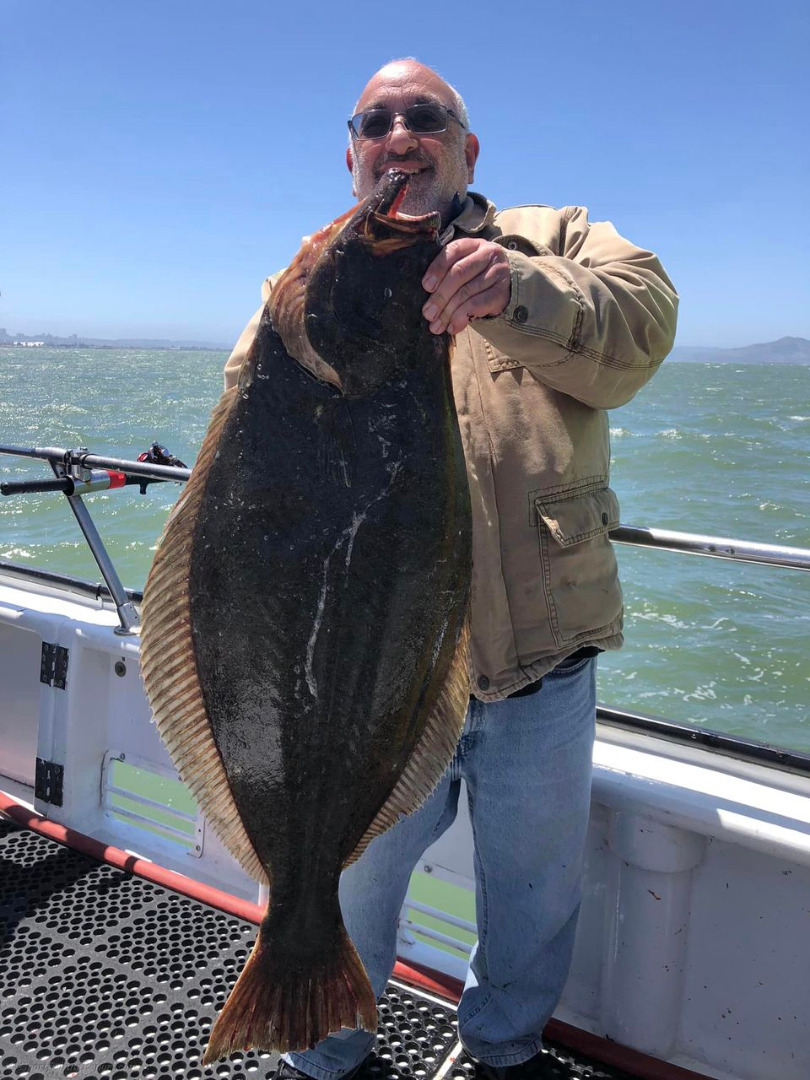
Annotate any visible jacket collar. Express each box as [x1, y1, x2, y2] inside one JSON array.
[[440, 191, 496, 242]]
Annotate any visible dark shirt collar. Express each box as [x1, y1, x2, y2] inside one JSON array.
[[441, 191, 497, 242]]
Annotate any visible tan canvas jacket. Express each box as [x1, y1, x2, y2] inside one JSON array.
[[223, 193, 678, 700]]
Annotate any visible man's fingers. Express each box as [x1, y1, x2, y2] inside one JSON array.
[[423, 252, 484, 320], [422, 239, 480, 292], [424, 255, 494, 321], [426, 259, 511, 333], [429, 267, 495, 325], [422, 241, 511, 330], [429, 283, 510, 336]]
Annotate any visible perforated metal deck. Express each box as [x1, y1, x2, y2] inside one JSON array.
[[0, 820, 635, 1080]]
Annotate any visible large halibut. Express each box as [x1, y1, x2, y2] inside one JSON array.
[[140, 170, 472, 1061]]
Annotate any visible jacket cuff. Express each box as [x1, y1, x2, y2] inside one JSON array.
[[473, 250, 580, 360]]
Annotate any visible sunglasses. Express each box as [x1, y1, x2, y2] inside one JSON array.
[[348, 103, 466, 141]]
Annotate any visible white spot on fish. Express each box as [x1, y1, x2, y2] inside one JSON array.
[[305, 568, 330, 701], [430, 614, 449, 668], [339, 454, 350, 487], [304, 462, 403, 702]]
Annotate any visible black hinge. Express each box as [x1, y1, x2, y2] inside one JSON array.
[[35, 758, 64, 806], [40, 642, 69, 689]]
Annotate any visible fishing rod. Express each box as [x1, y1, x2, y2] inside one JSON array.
[[0, 442, 190, 635], [0, 443, 191, 493]]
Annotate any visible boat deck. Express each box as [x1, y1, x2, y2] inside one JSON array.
[[0, 820, 636, 1080]]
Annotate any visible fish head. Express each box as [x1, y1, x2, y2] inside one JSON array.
[[270, 171, 445, 396], [346, 166, 442, 249]]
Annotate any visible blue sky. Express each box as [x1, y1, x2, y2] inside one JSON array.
[[2, 0, 807, 347]]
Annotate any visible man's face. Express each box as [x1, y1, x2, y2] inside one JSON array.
[[347, 63, 478, 223]]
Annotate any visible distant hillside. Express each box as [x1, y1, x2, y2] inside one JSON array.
[[0, 330, 230, 350], [671, 336, 810, 364], [78, 336, 232, 350], [4, 330, 809, 362]]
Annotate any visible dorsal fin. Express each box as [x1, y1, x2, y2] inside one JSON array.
[[140, 384, 269, 883]]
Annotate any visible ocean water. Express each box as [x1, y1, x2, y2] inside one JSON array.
[[1, 348, 808, 752]]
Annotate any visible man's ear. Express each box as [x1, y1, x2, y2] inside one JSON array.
[[346, 146, 357, 197], [465, 133, 480, 184]]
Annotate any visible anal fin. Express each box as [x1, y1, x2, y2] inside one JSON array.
[[344, 612, 470, 868]]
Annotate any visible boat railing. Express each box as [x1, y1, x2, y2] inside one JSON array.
[[2, 443, 808, 626], [2, 440, 809, 783], [610, 523, 810, 571]]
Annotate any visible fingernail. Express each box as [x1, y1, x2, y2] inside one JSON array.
[[430, 321, 442, 334], [423, 275, 437, 291], [424, 303, 437, 320]]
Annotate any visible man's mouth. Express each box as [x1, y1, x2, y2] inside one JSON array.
[[377, 161, 431, 178]]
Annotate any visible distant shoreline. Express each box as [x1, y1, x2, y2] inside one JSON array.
[[0, 342, 229, 352], [2, 335, 808, 364], [668, 356, 810, 365]]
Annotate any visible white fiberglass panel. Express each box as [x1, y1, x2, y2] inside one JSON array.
[[0, 623, 41, 786]]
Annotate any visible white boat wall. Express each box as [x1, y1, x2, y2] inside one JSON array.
[[1, 448, 809, 1080]]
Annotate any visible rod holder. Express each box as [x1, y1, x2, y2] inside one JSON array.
[[47, 462, 140, 635]]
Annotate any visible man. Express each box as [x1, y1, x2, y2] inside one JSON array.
[[224, 59, 677, 1080]]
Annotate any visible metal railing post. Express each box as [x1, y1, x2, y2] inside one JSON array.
[[49, 460, 140, 635]]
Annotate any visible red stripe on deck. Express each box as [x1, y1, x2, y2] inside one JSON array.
[[0, 790, 712, 1080], [0, 791, 264, 924], [385, 964, 712, 1079]]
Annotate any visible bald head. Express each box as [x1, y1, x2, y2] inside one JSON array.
[[353, 60, 470, 129], [347, 60, 479, 224]]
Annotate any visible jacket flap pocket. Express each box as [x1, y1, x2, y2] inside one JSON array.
[[535, 487, 620, 547]]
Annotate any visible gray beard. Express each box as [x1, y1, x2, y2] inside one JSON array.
[[396, 180, 459, 222]]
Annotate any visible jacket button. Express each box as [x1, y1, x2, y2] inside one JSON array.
[[477, 674, 490, 691], [602, 512, 609, 526], [506, 240, 518, 250], [513, 305, 528, 323]]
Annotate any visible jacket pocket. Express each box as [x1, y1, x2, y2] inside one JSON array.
[[535, 486, 622, 648]]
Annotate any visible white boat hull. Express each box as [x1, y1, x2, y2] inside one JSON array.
[[1, 567, 808, 1080]]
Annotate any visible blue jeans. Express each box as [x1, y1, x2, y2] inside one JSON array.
[[287, 655, 596, 1076]]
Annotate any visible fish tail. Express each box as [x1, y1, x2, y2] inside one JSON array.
[[202, 920, 377, 1063]]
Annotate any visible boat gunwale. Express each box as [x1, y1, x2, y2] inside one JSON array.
[[2, 556, 809, 779]]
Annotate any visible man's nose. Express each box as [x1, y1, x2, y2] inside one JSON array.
[[386, 116, 419, 154]]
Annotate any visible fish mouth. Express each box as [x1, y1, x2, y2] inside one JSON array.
[[354, 170, 441, 247]]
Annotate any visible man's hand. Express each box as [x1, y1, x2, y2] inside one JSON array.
[[421, 238, 512, 335]]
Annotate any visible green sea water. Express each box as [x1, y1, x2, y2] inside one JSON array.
[[1, 347, 808, 752]]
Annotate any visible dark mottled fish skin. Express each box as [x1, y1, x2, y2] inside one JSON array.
[[141, 172, 471, 1060], [193, 312, 468, 880]]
